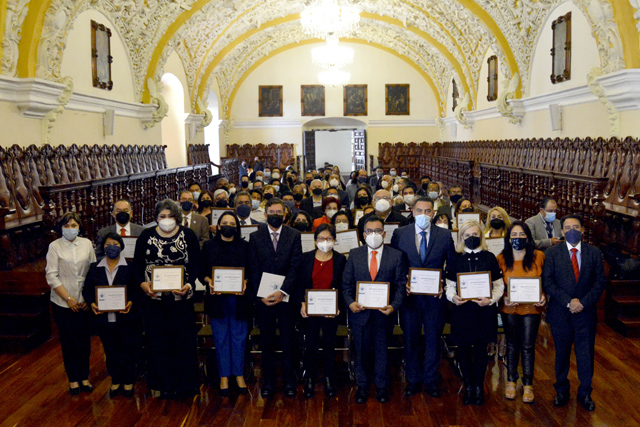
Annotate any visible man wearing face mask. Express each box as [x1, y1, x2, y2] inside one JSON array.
[[416, 176, 432, 197], [391, 197, 457, 397], [213, 189, 230, 209], [377, 175, 394, 193], [95, 199, 145, 260], [358, 190, 408, 244], [300, 179, 324, 219], [526, 198, 563, 252], [542, 214, 606, 412], [188, 182, 202, 206], [393, 184, 417, 218], [249, 189, 266, 223], [342, 215, 407, 403], [234, 191, 261, 226], [324, 173, 350, 206], [369, 166, 384, 188], [178, 190, 210, 248], [238, 161, 249, 182], [248, 198, 303, 398], [426, 182, 450, 214], [253, 157, 264, 173]]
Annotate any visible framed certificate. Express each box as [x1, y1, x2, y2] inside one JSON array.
[[356, 281, 390, 309], [212, 267, 245, 294], [383, 223, 400, 244], [209, 208, 229, 226], [301, 232, 316, 253], [457, 212, 481, 227], [508, 277, 542, 304], [335, 229, 360, 254], [95, 286, 127, 312], [151, 265, 185, 292], [354, 209, 364, 226], [400, 210, 412, 218], [306, 289, 338, 317], [486, 237, 505, 257], [240, 225, 259, 242], [457, 271, 492, 300], [120, 236, 138, 259], [409, 268, 442, 295]]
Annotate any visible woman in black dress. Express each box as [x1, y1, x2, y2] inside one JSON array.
[[132, 199, 201, 399], [199, 211, 251, 396], [445, 220, 504, 405]]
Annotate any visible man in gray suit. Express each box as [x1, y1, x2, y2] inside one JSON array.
[[525, 197, 562, 251], [178, 190, 210, 248], [95, 199, 145, 259]]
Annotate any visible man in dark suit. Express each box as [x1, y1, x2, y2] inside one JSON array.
[[391, 197, 456, 397], [178, 190, 210, 248], [95, 199, 145, 259], [235, 191, 262, 225], [369, 166, 384, 188], [343, 215, 406, 403], [300, 179, 324, 219], [253, 156, 264, 172], [357, 189, 409, 244], [542, 214, 607, 411], [248, 198, 302, 398]]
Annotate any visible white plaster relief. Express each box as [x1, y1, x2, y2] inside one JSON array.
[[1, 0, 30, 77]]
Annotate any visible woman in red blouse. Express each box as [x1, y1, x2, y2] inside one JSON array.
[[298, 223, 347, 398], [312, 197, 342, 231]]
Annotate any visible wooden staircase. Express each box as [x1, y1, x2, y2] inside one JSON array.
[[605, 280, 640, 337], [0, 259, 51, 352]]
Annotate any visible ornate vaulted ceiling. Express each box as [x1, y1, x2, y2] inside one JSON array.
[[2, 0, 637, 118]]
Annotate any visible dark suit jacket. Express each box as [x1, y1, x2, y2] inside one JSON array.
[[542, 242, 607, 327], [300, 196, 323, 219], [186, 212, 210, 248], [342, 245, 407, 326], [357, 210, 409, 244], [95, 223, 145, 259], [82, 260, 137, 325], [390, 223, 456, 270], [248, 225, 302, 298], [297, 250, 347, 309]]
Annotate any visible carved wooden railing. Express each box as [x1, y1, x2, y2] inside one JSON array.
[[226, 143, 296, 170]]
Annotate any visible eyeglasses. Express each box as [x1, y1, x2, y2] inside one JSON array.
[[317, 238, 335, 243], [334, 219, 349, 224], [364, 229, 384, 235]]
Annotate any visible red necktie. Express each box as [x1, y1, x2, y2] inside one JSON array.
[[370, 251, 378, 280], [120, 228, 126, 237], [571, 248, 580, 281]]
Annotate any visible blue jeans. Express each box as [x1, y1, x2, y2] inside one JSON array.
[[210, 297, 248, 377]]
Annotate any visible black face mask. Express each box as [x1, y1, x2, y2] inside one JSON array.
[[294, 193, 304, 202], [356, 196, 370, 207], [312, 188, 323, 196], [264, 193, 274, 200], [215, 200, 228, 208], [358, 177, 368, 184], [241, 181, 249, 188], [464, 236, 481, 250], [181, 201, 193, 212], [115, 212, 130, 225], [461, 207, 474, 213], [220, 186, 229, 193], [490, 218, 505, 230], [293, 222, 309, 232], [219, 225, 236, 238], [305, 179, 313, 186], [421, 183, 430, 191], [511, 238, 527, 251], [267, 214, 284, 229], [199, 200, 213, 208], [314, 175, 322, 180], [450, 194, 463, 204]]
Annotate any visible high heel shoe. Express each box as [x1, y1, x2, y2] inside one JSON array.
[[69, 386, 80, 396], [122, 385, 134, 398], [109, 385, 121, 397], [80, 383, 93, 394], [235, 377, 248, 395]]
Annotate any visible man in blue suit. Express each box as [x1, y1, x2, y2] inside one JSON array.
[[542, 214, 607, 411], [343, 215, 407, 404], [391, 196, 456, 397]]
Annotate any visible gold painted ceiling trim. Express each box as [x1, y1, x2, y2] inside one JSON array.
[[0, 4, 7, 65], [224, 38, 444, 118], [611, 0, 640, 69]]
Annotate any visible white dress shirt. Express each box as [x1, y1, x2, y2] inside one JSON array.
[[183, 212, 193, 227], [117, 222, 131, 236], [566, 240, 582, 269], [367, 243, 384, 277], [414, 223, 430, 252], [46, 237, 97, 307], [98, 255, 128, 322]]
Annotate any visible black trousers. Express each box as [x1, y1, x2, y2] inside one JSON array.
[[256, 301, 296, 384], [458, 343, 488, 389], [97, 318, 138, 385], [502, 313, 541, 385], [302, 316, 338, 380], [550, 317, 597, 397], [351, 312, 393, 390], [51, 303, 91, 383]]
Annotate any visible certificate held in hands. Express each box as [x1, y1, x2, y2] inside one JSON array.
[[457, 271, 492, 300], [212, 267, 245, 294], [409, 268, 442, 295], [151, 265, 185, 292], [96, 286, 127, 312], [306, 289, 338, 317], [508, 277, 542, 304], [257, 272, 290, 302], [356, 282, 390, 309]]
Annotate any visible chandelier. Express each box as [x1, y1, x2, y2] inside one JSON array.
[[312, 37, 354, 69], [318, 67, 351, 87], [301, 0, 361, 40]]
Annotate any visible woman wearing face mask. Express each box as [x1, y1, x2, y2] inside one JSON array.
[[299, 224, 347, 398], [432, 212, 453, 230], [292, 211, 314, 232], [497, 222, 546, 403], [45, 212, 96, 396], [445, 220, 504, 406], [200, 212, 250, 396], [453, 197, 475, 228], [312, 197, 342, 231], [133, 199, 200, 399], [484, 207, 511, 238], [197, 190, 215, 218], [331, 211, 353, 232], [82, 233, 136, 397], [352, 186, 372, 210], [259, 185, 276, 209]]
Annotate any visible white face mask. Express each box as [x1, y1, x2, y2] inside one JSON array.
[[390, 171, 397, 177], [317, 240, 334, 253], [273, 186, 280, 193], [256, 176, 263, 181], [403, 194, 415, 205], [365, 233, 384, 249], [229, 188, 236, 194], [335, 222, 349, 232], [272, 173, 280, 180], [248, 183, 254, 190], [380, 181, 389, 189], [436, 223, 449, 229], [158, 218, 177, 232], [375, 199, 391, 212], [192, 191, 201, 201], [326, 209, 338, 219], [329, 179, 339, 188], [392, 184, 399, 193], [251, 199, 260, 210], [428, 191, 439, 200]]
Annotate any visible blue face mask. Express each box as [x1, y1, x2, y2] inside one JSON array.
[[415, 214, 431, 230], [544, 212, 556, 222], [564, 229, 582, 245], [62, 228, 79, 241], [236, 203, 251, 218], [105, 245, 122, 259]]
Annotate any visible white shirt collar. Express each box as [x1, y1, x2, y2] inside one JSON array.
[[98, 255, 128, 269], [414, 222, 430, 235], [116, 222, 131, 234], [464, 247, 482, 253], [566, 240, 582, 252], [367, 244, 384, 255], [184, 211, 192, 221], [61, 236, 80, 247], [268, 225, 283, 235]]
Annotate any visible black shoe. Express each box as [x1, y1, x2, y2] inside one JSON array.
[[109, 386, 121, 397], [554, 393, 570, 407], [355, 387, 368, 404], [404, 383, 421, 397], [376, 388, 390, 403], [425, 383, 441, 398], [474, 386, 485, 406], [462, 387, 475, 405], [303, 378, 315, 399], [261, 383, 275, 399], [80, 383, 93, 394], [284, 382, 297, 398], [235, 378, 248, 395], [69, 386, 80, 396], [578, 394, 595, 411], [219, 387, 229, 397], [324, 377, 337, 398], [122, 386, 134, 398]]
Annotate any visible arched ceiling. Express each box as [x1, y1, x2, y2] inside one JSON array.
[[4, 0, 635, 118]]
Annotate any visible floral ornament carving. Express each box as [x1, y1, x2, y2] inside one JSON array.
[[580, 0, 624, 74], [631, 0, 640, 36], [435, 116, 446, 141], [496, 72, 523, 124], [44, 76, 74, 144], [454, 92, 471, 129], [143, 78, 168, 129], [586, 67, 619, 138], [220, 118, 234, 146], [2, 0, 30, 77], [196, 96, 213, 129]]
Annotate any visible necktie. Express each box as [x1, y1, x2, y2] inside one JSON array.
[[272, 232, 279, 252], [120, 227, 126, 237], [420, 231, 428, 263], [184, 217, 189, 227], [545, 221, 553, 238], [571, 248, 580, 281], [370, 250, 378, 281], [241, 219, 246, 225]]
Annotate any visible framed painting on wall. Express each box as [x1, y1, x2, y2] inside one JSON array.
[[551, 12, 572, 84], [301, 85, 325, 116], [91, 20, 113, 91], [385, 84, 410, 115], [259, 85, 283, 117], [344, 84, 367, 116]]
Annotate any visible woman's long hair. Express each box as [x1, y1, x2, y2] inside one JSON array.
[[501, 220, 536, 272]]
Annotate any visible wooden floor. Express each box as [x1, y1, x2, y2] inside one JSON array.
[[1, 318, 640, 427]]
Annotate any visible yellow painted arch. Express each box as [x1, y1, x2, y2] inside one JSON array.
[[611, 0, 640, 69], [223, 38, 444, 117], [16, 0, 51, 78]]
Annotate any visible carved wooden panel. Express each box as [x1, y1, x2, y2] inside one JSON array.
[[225, 143, 296, 170]]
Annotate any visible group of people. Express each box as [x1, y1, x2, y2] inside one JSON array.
[[44, 160, 606, 411]]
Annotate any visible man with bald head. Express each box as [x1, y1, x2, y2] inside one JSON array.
[[357, 189, 409, 244]]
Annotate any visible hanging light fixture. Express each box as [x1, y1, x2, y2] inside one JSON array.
[[301, 0, 361, 40], [318, 67, 350, 87], [312, 36, 354, 69]]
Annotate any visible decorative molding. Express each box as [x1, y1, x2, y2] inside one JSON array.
[[143, 78, 168, 129], [454, 93, 472, 128], [595, 69, 640, 111], [496, 72, 524, 124], [233, 120, 302, 129], [43, 76, 74, 144], [220, 119, 234, 146], [196, 95, 213, 129], [368, 119, 436, 128], [435, 116, 445, 141], [1, 0, 30, 77], [185, 113, 204, 142], [587, 67, 620, 138]]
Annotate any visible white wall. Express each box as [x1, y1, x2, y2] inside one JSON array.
[[315, 130, 353, 172], [161, 73, 187, 168]]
